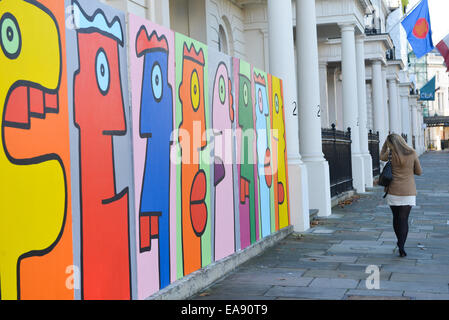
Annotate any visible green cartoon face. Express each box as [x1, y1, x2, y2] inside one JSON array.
[[238, 74, 253, 130]]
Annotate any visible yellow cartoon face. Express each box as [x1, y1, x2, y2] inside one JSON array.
[[0, 0, 61, 101]]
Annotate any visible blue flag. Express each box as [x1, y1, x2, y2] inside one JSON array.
[[419, 76, 435, 101], [401, 0, 434, 58]]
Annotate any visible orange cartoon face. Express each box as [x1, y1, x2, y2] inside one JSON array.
[[178, 43, 206, 161]]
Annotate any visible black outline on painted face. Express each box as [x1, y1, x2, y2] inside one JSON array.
[[218, 75, 226, 105], [151, 61, 163, 103], [190, 69, 200, 112], [0, 12, 22, 60]]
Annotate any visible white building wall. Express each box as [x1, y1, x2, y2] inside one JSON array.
[[243, 4, 269, 70]]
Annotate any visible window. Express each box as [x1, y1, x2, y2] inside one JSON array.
[[218, 25, 228, 54]]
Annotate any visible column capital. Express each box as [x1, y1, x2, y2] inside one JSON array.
[[371, 59, 382, 67], [338, 23, 356, 32], [388, 78, 397, 84], [355, 34, 367, 43]]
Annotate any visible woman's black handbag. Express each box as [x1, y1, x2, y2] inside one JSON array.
[[378, 152, 392, 198]]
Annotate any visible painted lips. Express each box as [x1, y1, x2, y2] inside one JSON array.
[[190, 170, 207, 236], [4, 84, 58, 128]]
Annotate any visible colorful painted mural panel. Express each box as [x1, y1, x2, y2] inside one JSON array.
[[175, 33, 212, 277], [0, 0, 73, 300], [208, 48, 236, 261], [129, 14, 177, 299], [269, 75, 290, 230], [68, 0, 133, 300]]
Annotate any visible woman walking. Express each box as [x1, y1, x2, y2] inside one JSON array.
[[380, 134, 422, 257]]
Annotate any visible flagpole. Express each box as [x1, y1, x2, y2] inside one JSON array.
[[386, 0, 424, 33]]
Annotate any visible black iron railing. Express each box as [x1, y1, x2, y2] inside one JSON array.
[[322, 124, 353, 198], [368, 130, 380, 177], [412, 135, 416, 149]]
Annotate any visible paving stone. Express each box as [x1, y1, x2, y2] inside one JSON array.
[[194, 293, 277, 300], [264, 286, 347, 300], [206, 282, 273, 296], [302, 269, 392, 281], [276, 260, 341, 270], [225, 272, 313, 287], [309, 277, 359, 289], [381, 264, 449, 275], [300, 254, 358, 264], [362, 280, 449, 293], [345, 289, 406, 298], [355, 256, 417, 266], [389, 273, 449, 283], [403, 291, 449, 300], [327, 243, 396, 255], [346, 295, 411, 300]]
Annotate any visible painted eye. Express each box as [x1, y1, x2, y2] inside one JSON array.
[[95, 49, 110, 95], [151, 62, 163, 101], [275, 94, 280, 113], [219, 75, 226, 104], [191, 70, 200, 111], [0, 13, 21, 59], [243, 82, 249, 107]]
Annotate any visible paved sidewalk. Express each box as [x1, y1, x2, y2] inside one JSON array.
[[191, 151, 449, 300]]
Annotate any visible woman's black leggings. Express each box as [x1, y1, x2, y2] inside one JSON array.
[[390, 205, 412, 250]]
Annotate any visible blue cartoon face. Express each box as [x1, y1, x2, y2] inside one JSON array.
[[140, 49, 173, 139]]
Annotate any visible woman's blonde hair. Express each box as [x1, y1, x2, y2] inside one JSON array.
[[386, 133, 415, 165]]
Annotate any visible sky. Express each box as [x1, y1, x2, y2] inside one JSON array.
[[407, 0, 449, 44]]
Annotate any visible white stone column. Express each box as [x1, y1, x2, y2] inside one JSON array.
[[296, 0, 331, 217], [372, 60, 386, 145], [355, 36, 373, 188], [319, 61, 330, 128], [411, 100, 418, 149], [267, 0, 310, 231], [382, 68, 390, 140], [340, 24, 365, 193], [388, 79, 400, 134], [148, 0, 171, 27], [418, 109, 425, 154], [400, 86, 412, 146], [396, 84, 403, 135]]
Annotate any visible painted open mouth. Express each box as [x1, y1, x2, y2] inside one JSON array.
[[190, 170, 207, 237], [3, 83, 59, 129]]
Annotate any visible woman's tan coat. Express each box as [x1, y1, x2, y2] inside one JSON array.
[[380, 142, 422, 196]]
